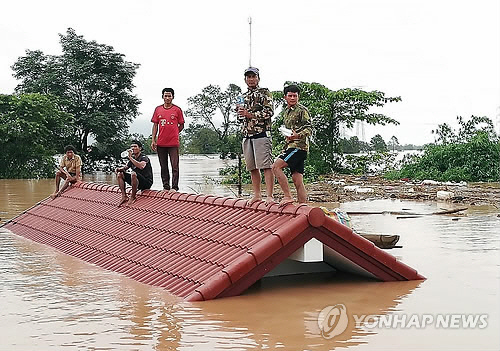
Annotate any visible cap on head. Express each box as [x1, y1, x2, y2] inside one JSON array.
[[244, 67, 260, 77], [131, 140, 142, 148]]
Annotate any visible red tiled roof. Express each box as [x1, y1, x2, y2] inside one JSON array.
[[3, 182, 424, 301]]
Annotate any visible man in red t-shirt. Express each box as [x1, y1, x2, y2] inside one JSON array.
[[151, 88, 185, 191]]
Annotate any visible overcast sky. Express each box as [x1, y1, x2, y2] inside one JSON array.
[[1, 0, 499, 145]]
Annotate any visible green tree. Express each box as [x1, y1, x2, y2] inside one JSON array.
[[370, 134, 388, 152], [432, 115, 497, 144], [386, 116, 500, 182], [0, 94, 72, 178], [11, 28, 141, 168], [389, 135, 399, 152], [272, 82, 400, 173], [183, 124, 220, 154], [185, 84, 242, 158], [340, 136, 361, 154]]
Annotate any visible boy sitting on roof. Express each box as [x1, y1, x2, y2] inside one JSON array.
[[115, 140, 153, 206], [51, 145, 82, 199]]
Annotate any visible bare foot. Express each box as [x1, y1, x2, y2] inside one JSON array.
[[50, 192, 59, 199], [265, 197, 276, 205], [127, 197, 136, 205], [168, 189, 177, 193], [247, 197, 262, 206], [279, 198, 294, 207], [118, 197, 128, 207]]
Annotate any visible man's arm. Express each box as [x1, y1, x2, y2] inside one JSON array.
[[151, 123, 158, 151], [126, 152, 147, 170], [178, 123, 184, 133], [75, 167, 81, 181], [238, 89, 274, 121], [128, 157, 147, 170], [294, 109, 313, 139], [74, 156, 82, 180], [115, 165, 129, 173]]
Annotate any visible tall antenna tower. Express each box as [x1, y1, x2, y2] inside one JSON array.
[[248, 17, 252, 67]]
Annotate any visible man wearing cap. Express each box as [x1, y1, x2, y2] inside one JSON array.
[[237, 67, 275, 204], [115, 140, 153, 206]]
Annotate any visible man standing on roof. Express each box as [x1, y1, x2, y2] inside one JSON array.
[[237, 67, 275, 204], [115, 140, 153, 206], [151, 87, 185, 192], [272, 84, 312, 206], [51, 145, 82, 199]]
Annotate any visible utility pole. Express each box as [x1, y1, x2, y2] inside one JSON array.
[[248, 16, 252, 67], [238, 17, 253, 197]]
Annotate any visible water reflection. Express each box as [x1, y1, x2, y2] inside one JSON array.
[[185, 275, 422, 350]]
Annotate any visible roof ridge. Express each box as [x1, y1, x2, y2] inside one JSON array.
[[72, 181, 325, 220]]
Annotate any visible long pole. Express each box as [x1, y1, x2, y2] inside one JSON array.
[[248, 17, 252, 67]]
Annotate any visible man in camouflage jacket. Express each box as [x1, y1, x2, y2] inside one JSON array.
[[272, 84, 312, 206], [237, 67, 275, 204]]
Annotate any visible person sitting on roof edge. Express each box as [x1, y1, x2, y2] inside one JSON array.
[[115, 140, 153, 206], [51, 145, 82, 199]]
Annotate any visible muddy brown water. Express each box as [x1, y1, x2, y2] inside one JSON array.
[[1, 155, 499, 350]]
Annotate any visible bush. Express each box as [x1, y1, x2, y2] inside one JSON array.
[[386, 132, 500, 182]]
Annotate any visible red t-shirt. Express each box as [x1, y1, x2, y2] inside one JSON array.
[[151, 104, 185, 147]]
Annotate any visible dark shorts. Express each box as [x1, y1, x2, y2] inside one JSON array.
[[124, 172, 153, 190], [279, 148, 308, 174]]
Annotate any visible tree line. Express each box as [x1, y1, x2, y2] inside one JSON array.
[[1, 29, 498, 183], [1, 28, 141, 178]]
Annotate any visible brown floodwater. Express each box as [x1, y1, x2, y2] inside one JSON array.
[[0, 155, 499, 350]]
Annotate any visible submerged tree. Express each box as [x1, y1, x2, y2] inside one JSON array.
[[11, 28, 141, 166]]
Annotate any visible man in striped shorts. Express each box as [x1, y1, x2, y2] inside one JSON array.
[[272, 84, 312, 206]]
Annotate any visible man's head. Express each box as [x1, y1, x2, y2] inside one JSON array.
[[162, 88, 175, 105], [64, 145, 76, 158], [284, 85, 300, 107], [130, 140, 142, 155], [244, 67, 260, 89]]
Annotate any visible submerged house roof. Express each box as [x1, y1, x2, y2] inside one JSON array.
[[2, 182, 424, 301]]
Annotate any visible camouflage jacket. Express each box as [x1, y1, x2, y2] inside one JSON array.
[[282, 103, 313, 151], [239, 87, 274, 137]]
